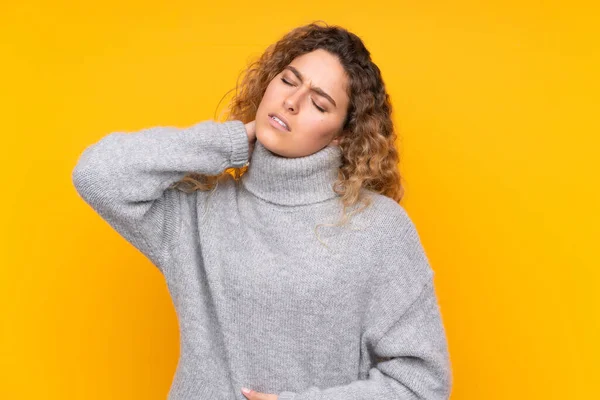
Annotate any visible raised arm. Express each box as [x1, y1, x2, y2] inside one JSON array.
[[71, 119, 249, 274]]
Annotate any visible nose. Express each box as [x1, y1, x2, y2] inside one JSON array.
[[283, 88, 305, 113], [283, 96, 297, 113]]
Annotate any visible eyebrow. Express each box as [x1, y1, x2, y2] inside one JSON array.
[[283, 65, 337, 108]]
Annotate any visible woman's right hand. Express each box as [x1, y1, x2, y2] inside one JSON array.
[[244, 120, 257, 162]]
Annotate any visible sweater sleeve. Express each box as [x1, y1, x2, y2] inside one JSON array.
[[277, 280, 452, 400], [71, 119, 249, 274], [277, 217, 453, 400]]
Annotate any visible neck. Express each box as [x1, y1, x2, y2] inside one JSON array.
[[240, 140, 342, 206]]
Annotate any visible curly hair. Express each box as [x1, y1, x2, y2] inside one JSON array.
[[171, 21, 404, 230]]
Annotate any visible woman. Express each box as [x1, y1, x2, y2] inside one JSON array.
[[72, 21, 452, 400]]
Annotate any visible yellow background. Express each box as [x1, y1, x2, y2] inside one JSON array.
[[1, 1, 598, 398]]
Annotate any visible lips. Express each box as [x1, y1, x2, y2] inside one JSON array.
[[268, 113, 291, 132]]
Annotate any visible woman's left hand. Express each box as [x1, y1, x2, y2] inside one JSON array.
[[241, 387, 278, 399]]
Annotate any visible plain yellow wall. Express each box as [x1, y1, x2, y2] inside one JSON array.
[[1, 1, 598, 399]]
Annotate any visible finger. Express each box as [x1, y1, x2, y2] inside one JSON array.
[[241, 387, 254, 399]]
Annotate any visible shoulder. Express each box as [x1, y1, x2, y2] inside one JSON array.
[[356, 190, 434, 284], [356, 189, 417, 240]]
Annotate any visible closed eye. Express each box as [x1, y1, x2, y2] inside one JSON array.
[[281, 78, 326, 113]]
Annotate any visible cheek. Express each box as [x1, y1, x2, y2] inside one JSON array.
[[312, 116, 336, 131], [316, 119, 343, 139], [303, 120, 336, 141], [264, 81, 282, 100], [257, 85, 276, 110]]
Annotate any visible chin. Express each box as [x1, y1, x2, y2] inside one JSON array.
[[256, 124, 290, 157], [255, 130, 285, 158]]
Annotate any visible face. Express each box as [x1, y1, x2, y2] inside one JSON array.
[[255, 49, 350, 158]]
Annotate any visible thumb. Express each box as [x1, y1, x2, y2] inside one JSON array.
[[241, 387, 257, 399]]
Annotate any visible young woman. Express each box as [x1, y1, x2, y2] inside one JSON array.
[[73, 22, 452, 400]]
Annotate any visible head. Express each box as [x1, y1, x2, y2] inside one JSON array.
[[254, 48, 349, 157], [174, 21, 404, 221]]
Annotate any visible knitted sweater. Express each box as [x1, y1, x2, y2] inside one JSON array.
[[71, 119, 452, 400]]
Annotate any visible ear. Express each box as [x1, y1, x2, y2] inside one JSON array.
[[330, 131, 345, 146]]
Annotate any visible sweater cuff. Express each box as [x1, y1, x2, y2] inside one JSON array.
[[223, 120, 249, 167]]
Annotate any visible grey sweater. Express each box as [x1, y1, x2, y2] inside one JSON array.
[[71, 119, 452, 400]]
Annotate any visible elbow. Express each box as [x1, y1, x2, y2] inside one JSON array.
[[431, 355, 453, 400], [71, 161, 100, 204], [71, 133, 121, 198], [71, 148, 109, 203]]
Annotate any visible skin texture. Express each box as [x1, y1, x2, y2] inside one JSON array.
[[252, 48, 351, 158]]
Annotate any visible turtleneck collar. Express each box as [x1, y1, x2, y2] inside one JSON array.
[[240, 140, 342, 206]]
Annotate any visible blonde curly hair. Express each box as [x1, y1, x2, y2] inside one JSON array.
[[171, 21, 404, 229]]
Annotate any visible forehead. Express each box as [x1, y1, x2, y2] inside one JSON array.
[[285, 50, 349, 102]]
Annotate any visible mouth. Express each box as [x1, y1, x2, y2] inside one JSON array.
[[268, 113, 291, 132]]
